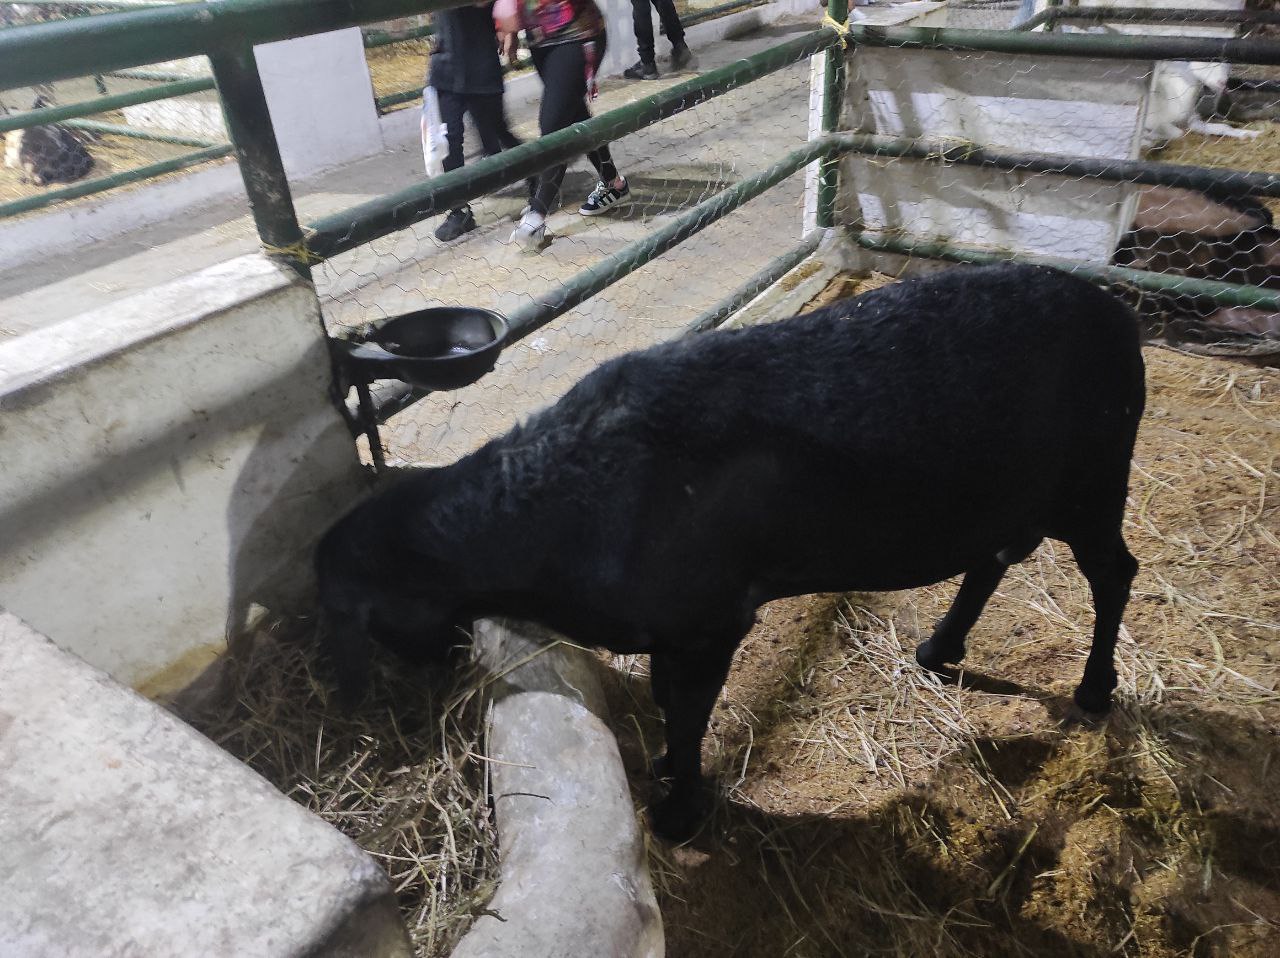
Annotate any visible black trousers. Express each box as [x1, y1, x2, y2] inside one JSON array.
[[631, 0, 684, 64], [529, 36, 619, 216], [436, 89, 529, 212]]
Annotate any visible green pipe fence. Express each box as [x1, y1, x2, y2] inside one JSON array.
[[64, 117, 223, 148], [363, 22, 434, 47], [829, 132, 1280, 199], [816, 0, 847, 229], [371, 136, 836, 422], [104, 68, 207, 83], [670, 0, 767, 31], [208, 43, 309, 277], [851, 231, 1280, 313], [844, 22, 1280, 64], [1017, 6, 1280, 32], [0, 0, 481, 90], [686, 233, 823, 333], [308, 24, 841, 260], [0, 144, 232, 219], [0, 77, 216, 136]]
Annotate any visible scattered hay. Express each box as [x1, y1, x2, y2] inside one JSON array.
[[189, 632, 496, 958], [602, 275, 1280, 956]]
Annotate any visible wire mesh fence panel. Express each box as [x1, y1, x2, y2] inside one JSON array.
[[0, 1, 229, 220], [316, 32, 818, 467], [835, 20, 1280, 356]]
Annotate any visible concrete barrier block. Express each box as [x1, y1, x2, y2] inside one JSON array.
[[0, 253, 369, 696], [0, 609, 412, 958]]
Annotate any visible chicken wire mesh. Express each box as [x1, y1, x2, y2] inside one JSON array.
[[317, 30, 817, 468], [834, 12, 1280, 356]]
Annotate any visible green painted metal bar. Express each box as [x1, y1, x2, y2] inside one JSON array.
[[363, 22, 433, 47], [503, 137, 828, 339], [845, 22, 1280, 64], [686, 232, 824, 333], [371, 137, 833, 422], [0, 77, 215, 136], [667, 0, 766, 31], [816, 0, 847, 229], [309, 26, 840, 259], [64, 117, 221, 147], [0, 144, 231, 219], [105, 68, 208, 82], [1013, 8, 1055, 31], [374, 88, 428, 111], [208, 44, 309, 275], [851, 231, 1280, 312], [0, 0, 473, 90], [830, 132, 1280, 198], [1049, 7, 1280, 26]]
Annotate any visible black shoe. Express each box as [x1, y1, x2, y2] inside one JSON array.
[[623, 60, 659, 81], [579, 177, 630, 216], [670, 43, 694, 70], [434, 206, 476, 242]]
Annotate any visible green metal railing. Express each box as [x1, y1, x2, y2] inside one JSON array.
[[1016, 6, 1280, 33], [5, 0, 1280, 374]]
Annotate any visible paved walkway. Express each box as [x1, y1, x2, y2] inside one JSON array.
[[1, 18, 823, 461]]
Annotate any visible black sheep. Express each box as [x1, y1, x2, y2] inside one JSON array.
[[316, 262, 1146, 840]]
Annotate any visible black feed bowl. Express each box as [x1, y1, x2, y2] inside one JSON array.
[[334, 306, 509, 391]]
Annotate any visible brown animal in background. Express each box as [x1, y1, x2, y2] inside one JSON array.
[[1114, 185, 1280, 342]]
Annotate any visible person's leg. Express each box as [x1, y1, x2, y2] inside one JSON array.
[[651, 0, 689, 60], [468, 92, 537, 201], [529, 42, 590, 216], [629, 0, 657, 69], [435, 89, 476, 241]]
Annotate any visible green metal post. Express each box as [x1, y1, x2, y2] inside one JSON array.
[[208, 44, 310, 277], [816, 0, 848, 229]]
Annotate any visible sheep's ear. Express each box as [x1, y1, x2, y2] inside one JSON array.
[[319, 604, 372, 710]]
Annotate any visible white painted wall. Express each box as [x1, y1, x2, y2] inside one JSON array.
[[0, 254, 368, 695], [256, 28, 387, 179], [829, 32, 1152, 263]]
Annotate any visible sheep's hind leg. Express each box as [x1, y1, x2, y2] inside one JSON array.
[[916, 557, 1008, 672]]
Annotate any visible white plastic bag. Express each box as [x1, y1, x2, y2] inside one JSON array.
[[421, 86, 449, 177]]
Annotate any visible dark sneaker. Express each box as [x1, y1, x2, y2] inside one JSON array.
[[670, 43, 694, 70], [579, 178, 630, 216], [623, 60, 659, 81], [434, 206, 476, 242]]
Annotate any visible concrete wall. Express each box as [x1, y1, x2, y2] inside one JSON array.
[[0, 253, 369, 696]]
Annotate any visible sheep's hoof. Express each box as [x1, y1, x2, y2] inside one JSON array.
[[650, 786, 710, 843], [650, 751, 672, 781], [915, 638, 961, 673], [1072, 682, 1114, 715]]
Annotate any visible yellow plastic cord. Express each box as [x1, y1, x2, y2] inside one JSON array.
[[260, 237, 324, 265]]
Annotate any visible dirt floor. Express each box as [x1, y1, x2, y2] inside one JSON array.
[[599, 274, 1280, 958]]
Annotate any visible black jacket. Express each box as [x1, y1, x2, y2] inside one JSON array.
[[427, 2, 505, 95]]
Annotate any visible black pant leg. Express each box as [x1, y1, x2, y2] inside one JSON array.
[[531, 43, 591, 215], [436, 88, 467, 174], [652, 0, 685, 47], [631, 0, 656, 63], [465, 92, 521, 156]]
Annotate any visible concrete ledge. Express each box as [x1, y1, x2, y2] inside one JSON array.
[[452, 619, 663, 958], [0, 253, 368, 697], [0, 609, 412, 958]]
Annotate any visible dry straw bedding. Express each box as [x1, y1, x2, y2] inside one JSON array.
[[193, 273, 1277, 957], [604, 277, 1280, 958]]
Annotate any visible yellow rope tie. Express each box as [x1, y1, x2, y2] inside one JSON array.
[[822, 12, 853, 47], [261, 236, 324, 266]]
